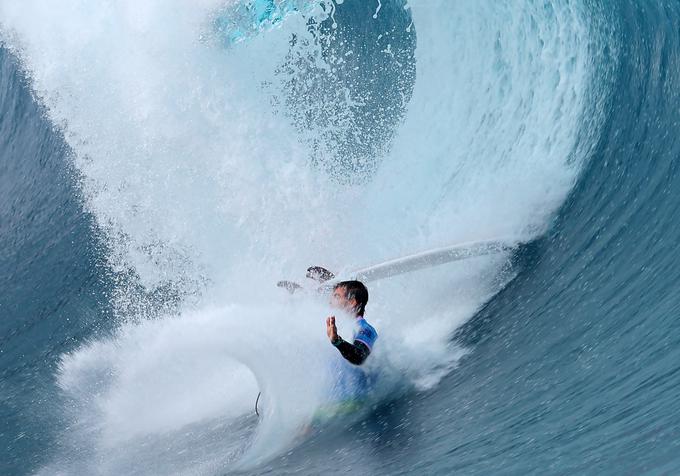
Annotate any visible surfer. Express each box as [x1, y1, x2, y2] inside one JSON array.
[[326, 280, 377, 365]]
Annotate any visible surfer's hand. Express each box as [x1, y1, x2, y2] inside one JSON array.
[[326, 316, 338, 342]]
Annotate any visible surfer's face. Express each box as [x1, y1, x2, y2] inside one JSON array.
[[330, 286, 358, 314]]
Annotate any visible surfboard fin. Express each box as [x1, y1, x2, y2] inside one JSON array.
[[276, 280, 302, 294], [306, 266, 335, 283]]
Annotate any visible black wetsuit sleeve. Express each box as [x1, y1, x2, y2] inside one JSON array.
[[333, 339, 371, 365]]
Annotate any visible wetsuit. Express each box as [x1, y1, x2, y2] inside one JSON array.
[[332, 317, 378, 365]]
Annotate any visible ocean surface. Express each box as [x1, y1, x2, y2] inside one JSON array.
[[2, 0, 680, 474]]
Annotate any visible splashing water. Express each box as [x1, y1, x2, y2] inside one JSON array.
[[0, 0, 604, 472]]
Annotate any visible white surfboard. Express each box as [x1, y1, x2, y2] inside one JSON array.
[[319, 239, 515, 290]]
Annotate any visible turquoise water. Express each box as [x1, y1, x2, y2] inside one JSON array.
[[213, 0, 312, 46], [2, 0, 680, 474]]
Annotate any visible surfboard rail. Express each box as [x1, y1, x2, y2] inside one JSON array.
[[319, 239, 515, 290]]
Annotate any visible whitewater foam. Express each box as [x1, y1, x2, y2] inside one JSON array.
[[0, 0, 603, 471]]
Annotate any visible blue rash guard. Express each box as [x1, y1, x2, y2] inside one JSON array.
[[330, 317, 378, 400]]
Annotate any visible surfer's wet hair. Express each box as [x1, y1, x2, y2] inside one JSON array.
[[335, 280, 369, 316]]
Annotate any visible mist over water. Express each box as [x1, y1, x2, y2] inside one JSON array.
[[0, 0, 617, 473]]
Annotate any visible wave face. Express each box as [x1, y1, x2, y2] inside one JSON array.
[[2, 0, 680, 474]]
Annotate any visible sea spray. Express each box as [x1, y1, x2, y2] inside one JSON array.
[[0, 0, 602, 471]]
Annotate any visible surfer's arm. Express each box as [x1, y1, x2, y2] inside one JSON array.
[[326, 316, 371, 365], [332, 338, 371, 365]]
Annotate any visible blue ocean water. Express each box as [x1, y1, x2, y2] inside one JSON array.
[[2, 0, 680, 474]]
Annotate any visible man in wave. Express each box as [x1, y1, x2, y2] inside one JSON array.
[[326, 280, 377, 365]]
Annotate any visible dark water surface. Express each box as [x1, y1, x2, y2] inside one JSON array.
[[3, 0, 680, 474]]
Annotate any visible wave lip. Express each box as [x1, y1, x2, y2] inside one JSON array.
[[0, 0, 609, 473]]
